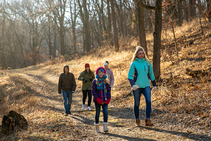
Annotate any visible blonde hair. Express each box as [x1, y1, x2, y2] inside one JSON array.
[[131, 46, 150, 63]]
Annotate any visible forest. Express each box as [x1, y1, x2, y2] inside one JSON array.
[[0, 0, 210, 140]]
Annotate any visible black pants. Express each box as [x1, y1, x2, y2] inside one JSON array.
[[82, 90, 92, 106]]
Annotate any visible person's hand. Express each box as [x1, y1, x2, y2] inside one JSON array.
[[96, 98, 103, 104], [72, 91, 75, 93], [151, 87, 158, 93], [104, 98, 110, 105], [132, 85, 139, 91]]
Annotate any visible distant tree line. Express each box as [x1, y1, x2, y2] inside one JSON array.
[[0, 0, 210, 79]]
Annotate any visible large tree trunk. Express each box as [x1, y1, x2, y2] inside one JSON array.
[[110, 0, 119, 52], [135, 0, 147, 55], [153, 0, 162, 80]]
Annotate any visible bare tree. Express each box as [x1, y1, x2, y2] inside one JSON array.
[[110, 0, 119, 52], [134, 0, 147, 55], [153, 0, 162, 80]]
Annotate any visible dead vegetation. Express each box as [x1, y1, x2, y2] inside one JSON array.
[[0, 19, 210, 140]]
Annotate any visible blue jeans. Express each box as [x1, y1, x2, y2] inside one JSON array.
[[62, 90, 72, 114], [95, 103, 108, 124], [133, 86, 151, 119]]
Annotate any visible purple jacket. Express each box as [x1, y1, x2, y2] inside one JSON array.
[[92, 80, 111, 102], [105, 68, 114, 87]]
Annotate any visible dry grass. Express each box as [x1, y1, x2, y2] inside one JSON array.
[[0, 19, 210, 133]]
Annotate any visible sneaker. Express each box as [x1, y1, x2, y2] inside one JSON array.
[[87, 106, 92, 111], [82, 104, 85, 110]]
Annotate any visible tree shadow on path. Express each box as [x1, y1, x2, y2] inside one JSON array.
[[138, 126, 211, 141], [100, 132, 156, 141]]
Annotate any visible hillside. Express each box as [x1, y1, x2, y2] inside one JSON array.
[[0, 20, 210, 140]]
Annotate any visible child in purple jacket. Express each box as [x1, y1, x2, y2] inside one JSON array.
[[92, 67, 111, 133]]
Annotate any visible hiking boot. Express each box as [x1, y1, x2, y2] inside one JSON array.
[[136, 119, 140, 127], [145, 119, 153, 126], [87, 106, 92, 111], [103, 122, 108, 132], [64, 113, 68, 116], [82, 104, 85, 110], [95, 123, 100, 133]]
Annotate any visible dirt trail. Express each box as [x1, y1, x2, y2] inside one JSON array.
[[0, 69, 210, 141]]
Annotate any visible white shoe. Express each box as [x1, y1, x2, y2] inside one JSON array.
[[87, 106, 92, 111], [82, 104, 85, 110], [103, 122, 108, 132], [95, 123, 100, 133]]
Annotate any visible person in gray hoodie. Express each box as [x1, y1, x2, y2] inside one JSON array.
[[58, 65, 76, 116]]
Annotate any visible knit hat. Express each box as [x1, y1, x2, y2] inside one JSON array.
[[104, 61, 109, 66], [85, 63, 90, 68], [96, 67, 106, 75]]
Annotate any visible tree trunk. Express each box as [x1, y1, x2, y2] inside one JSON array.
[[183, 0, 189, 22], [84, 0, 91, 52], [178, 0, 183, 26], [107, 0, 112, 45], [59, 24, 65, 56], [153, 0, 162, 80], [53, 27, 57, 57], [189, 0, 196, 20], [0, 9, 6, 68], [70, 0, 77, 53], [110, 0, 119, 52], [207, 0, 211, 23], [48, 16, 52, 59], [135, 0, 147, 55]]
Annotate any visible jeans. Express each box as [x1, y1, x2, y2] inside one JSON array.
[[62, 90, 72, 114], [133, 86, 151, 119], [82, 90, 92, 106], [95, 103, 108, 124]]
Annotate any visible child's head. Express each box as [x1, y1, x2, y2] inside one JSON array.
[[96, 67, 106, 78]]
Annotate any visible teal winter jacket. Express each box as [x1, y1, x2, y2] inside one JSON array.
[[128, 58, 156, 88]]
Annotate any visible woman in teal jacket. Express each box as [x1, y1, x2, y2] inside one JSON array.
[[128, 46, 157, 127]]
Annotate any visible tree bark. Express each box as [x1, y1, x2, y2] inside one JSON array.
[[107, 0, 112, 45], [135, 0, 147, 55], [207, 0, 211, 23], [153, 0, 162, 80], [110, 0, 119, 52], [0, 7, 6, 68], [70, 0, 77, 53], [178, 0, 183, 26], [183, 0, 189, 22], [189, 0, 196, 20]]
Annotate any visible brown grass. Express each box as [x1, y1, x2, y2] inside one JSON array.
[[0, 19, 210, 129]]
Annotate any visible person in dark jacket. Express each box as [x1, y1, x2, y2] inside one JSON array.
[[78, 63, 95, 111], [58, 65, 76, 116], [92, 67, 111, 133]]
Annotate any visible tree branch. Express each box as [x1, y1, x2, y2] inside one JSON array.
[[137, 0, 156, 10]]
